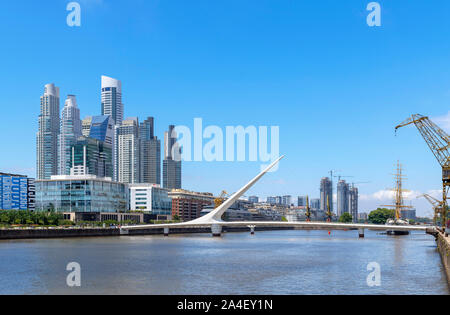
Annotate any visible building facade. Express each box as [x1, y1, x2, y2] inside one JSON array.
[[139, 117, 161, 185], [337, 180, 349, 217], [320, 177, 333, 212], [163, 125, 182, 189], [169, 189, 215, 221], [310, 198, 320, 210], [348, 186, 358, 222], [115, 118, 140, 183], [37, 83, 60, 179], [297, 196, 307, 207], [101, 75, 123, 125], [71, 136, 113, 178], [129, 183, 171, 216], [58, 95, 82, 175], [36, 175, 128, 213], [248, 196, 259, 203], [0, 173, 35, 210]]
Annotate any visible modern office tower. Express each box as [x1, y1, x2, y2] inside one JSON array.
[[70, 136, 113, 178], [81, 116, 92, 137], [310, 198, 320, 210], [275, 196, 282, 204], [337, 180, 350, 217], [58, 95, 82, 175], [248, 196, 259, 203], [88, 115, 115, 146], [297, 195, 308, 207], [348, 185, 358, 222], [139, 117, 161, 185], [115, 118, 140, 183], [282, 195, 292, 206], [163, 125, 181, 189], [101, 75, 123, 125], [320, 177, 332, 212], [267, 196, 276, 204], [37, 83, 60, 180]]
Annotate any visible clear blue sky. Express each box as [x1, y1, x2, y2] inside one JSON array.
[[1, 0, 450, 216]]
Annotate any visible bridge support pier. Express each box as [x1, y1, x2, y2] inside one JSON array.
[[211, 224, 222, 237], [164, 227, 169, 237], [248, 225, 255, 235], [358, 228, 365, 238]]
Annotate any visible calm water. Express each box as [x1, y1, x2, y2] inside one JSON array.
[[0, 230, 448, 295]]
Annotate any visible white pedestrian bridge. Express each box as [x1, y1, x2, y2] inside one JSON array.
[[121, 156, 433, 237]]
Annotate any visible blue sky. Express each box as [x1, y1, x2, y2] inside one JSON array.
[[1, 0, 450, 216]]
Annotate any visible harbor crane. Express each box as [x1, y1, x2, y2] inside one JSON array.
[[418, 194, 443, 225], [214, 190, 229, 208], [395, 114, 449, 229]]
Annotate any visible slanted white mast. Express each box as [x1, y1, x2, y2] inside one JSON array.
[[190, 156, 285, 224]]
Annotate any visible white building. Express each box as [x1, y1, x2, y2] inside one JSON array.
[[115, 118, 140, 183], [129, 183, 172, 216], [101, 75, 123, 125]]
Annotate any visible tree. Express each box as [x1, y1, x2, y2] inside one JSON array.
[[368, 208, 395, 225], [339, 212, 353, 223]]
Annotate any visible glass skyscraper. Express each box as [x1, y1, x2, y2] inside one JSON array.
[[37, 83, 60, 180], [71, 136, 113, 178], [58, 95, 82, 175], [139, 117, 161, 185], [163, 125, 182, 189], [101, 75, 123, 125]]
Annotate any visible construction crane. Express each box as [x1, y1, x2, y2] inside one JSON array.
[[326, 195, 332, 222], [418, 194, 443, 225], [305, 195, 311, 222], [214, 190, 229, 209], [395, 114, 449, 229]]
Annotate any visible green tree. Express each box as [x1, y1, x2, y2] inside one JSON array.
[[368, 208, 395, 224], [338, 212, 353, 223]]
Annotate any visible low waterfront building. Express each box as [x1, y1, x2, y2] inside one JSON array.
[[129, 183, 172, 216], [63, 211, 143, 224], [36, 174, 128, 213], [169, 189, 215, 221], [0, 172, 35, 211]]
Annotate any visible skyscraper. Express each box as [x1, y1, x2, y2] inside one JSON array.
[[163, 125, 181, 189], [115, 118, 140, 183], [337, 180, 350, 217], [101, 75, 123, 125], [37, 83, 60, 180], [297, 195, 307, 207], [58, 95, 82, 175], [139, 117, 161, 185], [320, 177, 332, 212], [348, 185, 358, 222], [70, 136, 113, 178]]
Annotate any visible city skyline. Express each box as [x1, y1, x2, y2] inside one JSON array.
[[2, 1, 450, 216]]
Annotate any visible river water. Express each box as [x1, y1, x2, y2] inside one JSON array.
[[0, 229, 448, 295]]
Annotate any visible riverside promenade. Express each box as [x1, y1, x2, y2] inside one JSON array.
[[436, 231, 450, 285]]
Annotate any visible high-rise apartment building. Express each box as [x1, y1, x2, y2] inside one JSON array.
[[101, 76, 123, 125], [37, 83, 60, 179], [337, 180, 349, 217], [139, 117, 161, 185], [282, 195, 292, 206], [163, 125, 181, 189], [348, 185, 358, 222], [320, 177, 332, 212], [58, 95, 82, 175], [297, 195, 307, 207], [115, 118, 140, 183]]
